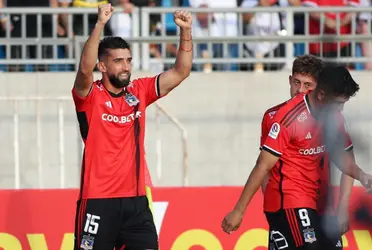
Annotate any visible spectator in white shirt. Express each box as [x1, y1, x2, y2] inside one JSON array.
[[188, 0, 239, 72], [241, 0, 286, 71]]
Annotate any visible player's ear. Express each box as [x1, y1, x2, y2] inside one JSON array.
[[289, 75, 292, 85], [317, 89, 325, 101], [97, 61, 106, 73]]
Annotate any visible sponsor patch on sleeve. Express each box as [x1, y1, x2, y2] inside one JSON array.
[[268, 122, 280, 139]]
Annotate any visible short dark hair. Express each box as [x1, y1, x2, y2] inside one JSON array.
[[292, 55, 324, 80], [317, 66, 359, 98], [98, 37, 131, 60]]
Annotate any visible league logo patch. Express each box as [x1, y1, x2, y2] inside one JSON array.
[[303, 228, 317, 244], [80, 235, 95, 250], [269, 122, 280, 139], [124, 93, 139, 107]]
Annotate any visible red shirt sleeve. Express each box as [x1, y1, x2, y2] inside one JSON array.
[[71, 83, 97, 112], [262, 118, 292, 157], [260, 113, 272, 149], [133, 74, 162, 107]]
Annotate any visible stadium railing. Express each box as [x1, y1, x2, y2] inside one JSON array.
[[0, 94, 189, 189], [0, 7, 372, 71]]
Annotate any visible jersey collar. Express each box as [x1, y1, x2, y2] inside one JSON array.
[[304, 94, 313, 116]]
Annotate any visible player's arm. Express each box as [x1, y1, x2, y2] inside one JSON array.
[[74, 4, 114, 97], [260, 113, 271, 193], [222, 121, 290, 234], [158, 10, 192, 97], [337, 149, 355, 234], [329, 115, 372, 188], [330, 145, 371, 189], [234, 150, 279, 215], [339, 149, 355, 206], [222, 150, 280, 234]]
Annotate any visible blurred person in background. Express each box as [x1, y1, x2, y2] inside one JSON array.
[[260, 55, 357, 249], [240, 0, 287, 72], [0, 0, 63, 72], [72, 4, 192, 249], [188, 0, 238, 73], [72, 0, 112, 36], [0, 0, 12, 71], [303, 0, 359, 68], [357, 0, 372, 70], [109, 0, 134, 39]]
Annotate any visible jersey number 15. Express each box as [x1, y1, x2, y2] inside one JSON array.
[[84, 213, 101, 235]]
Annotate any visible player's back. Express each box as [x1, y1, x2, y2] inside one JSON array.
[[262, 92, 326, 212]]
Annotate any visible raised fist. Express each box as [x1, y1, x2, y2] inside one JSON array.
[[98, 3, 114, 25], [174, 10, 192, 29]]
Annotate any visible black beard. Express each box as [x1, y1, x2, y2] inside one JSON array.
[[108, 73, 131, 88]]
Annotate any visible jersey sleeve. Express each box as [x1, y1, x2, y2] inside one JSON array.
[[262, 119, 292, 157], [71, 83, 97, 112], [260, 113, 271, 150], [134, 74, 161, 107]]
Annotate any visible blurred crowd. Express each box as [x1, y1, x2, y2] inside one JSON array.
[[0, 0, 372, 72]]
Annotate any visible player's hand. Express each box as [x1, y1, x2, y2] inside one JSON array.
[[337, 204, 350, 235], [359, 172, 372, 191], [221, 210, 244, 234], [174, 10, 192, 29], [98, 4, 114, 25]]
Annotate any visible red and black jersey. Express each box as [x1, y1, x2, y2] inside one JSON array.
[[72, 75, 161, 199], [262, 92, 326, 212], [317, 113, 353, 215], [261, 92, 353, 213]]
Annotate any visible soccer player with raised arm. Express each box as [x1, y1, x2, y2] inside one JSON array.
[[72, 4, 193, 250], [222, 66, 372, 250], [260, 55, 356, 249]]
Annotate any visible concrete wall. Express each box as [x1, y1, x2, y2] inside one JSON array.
[[0, 71, 371, 189]]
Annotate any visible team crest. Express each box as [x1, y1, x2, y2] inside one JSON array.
[[124, 93, 139, 106], [303, 228, 317, 243], [80, 235, 95, 250]]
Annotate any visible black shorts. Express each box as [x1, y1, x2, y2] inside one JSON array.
[[265, 208, 322, 250], [74, 196, 158, 250], [319, 215, 343, 249]]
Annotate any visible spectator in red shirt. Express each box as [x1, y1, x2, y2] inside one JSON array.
[[303, 0, 359, 66]]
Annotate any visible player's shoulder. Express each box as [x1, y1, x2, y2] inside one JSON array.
[[130, 75, 159, 85], [263, 101, 288, 121], [273, 93, 307, 127], [126, 75, 159, 91], [335, 111, 346, 123]]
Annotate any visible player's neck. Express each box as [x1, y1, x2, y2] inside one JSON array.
[[307, 91, 320, 118], [102, 78, 125, 95]]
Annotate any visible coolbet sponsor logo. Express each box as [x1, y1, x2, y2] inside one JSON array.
[[102, 111, 141, 124], [299, 146, 326, 155]]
